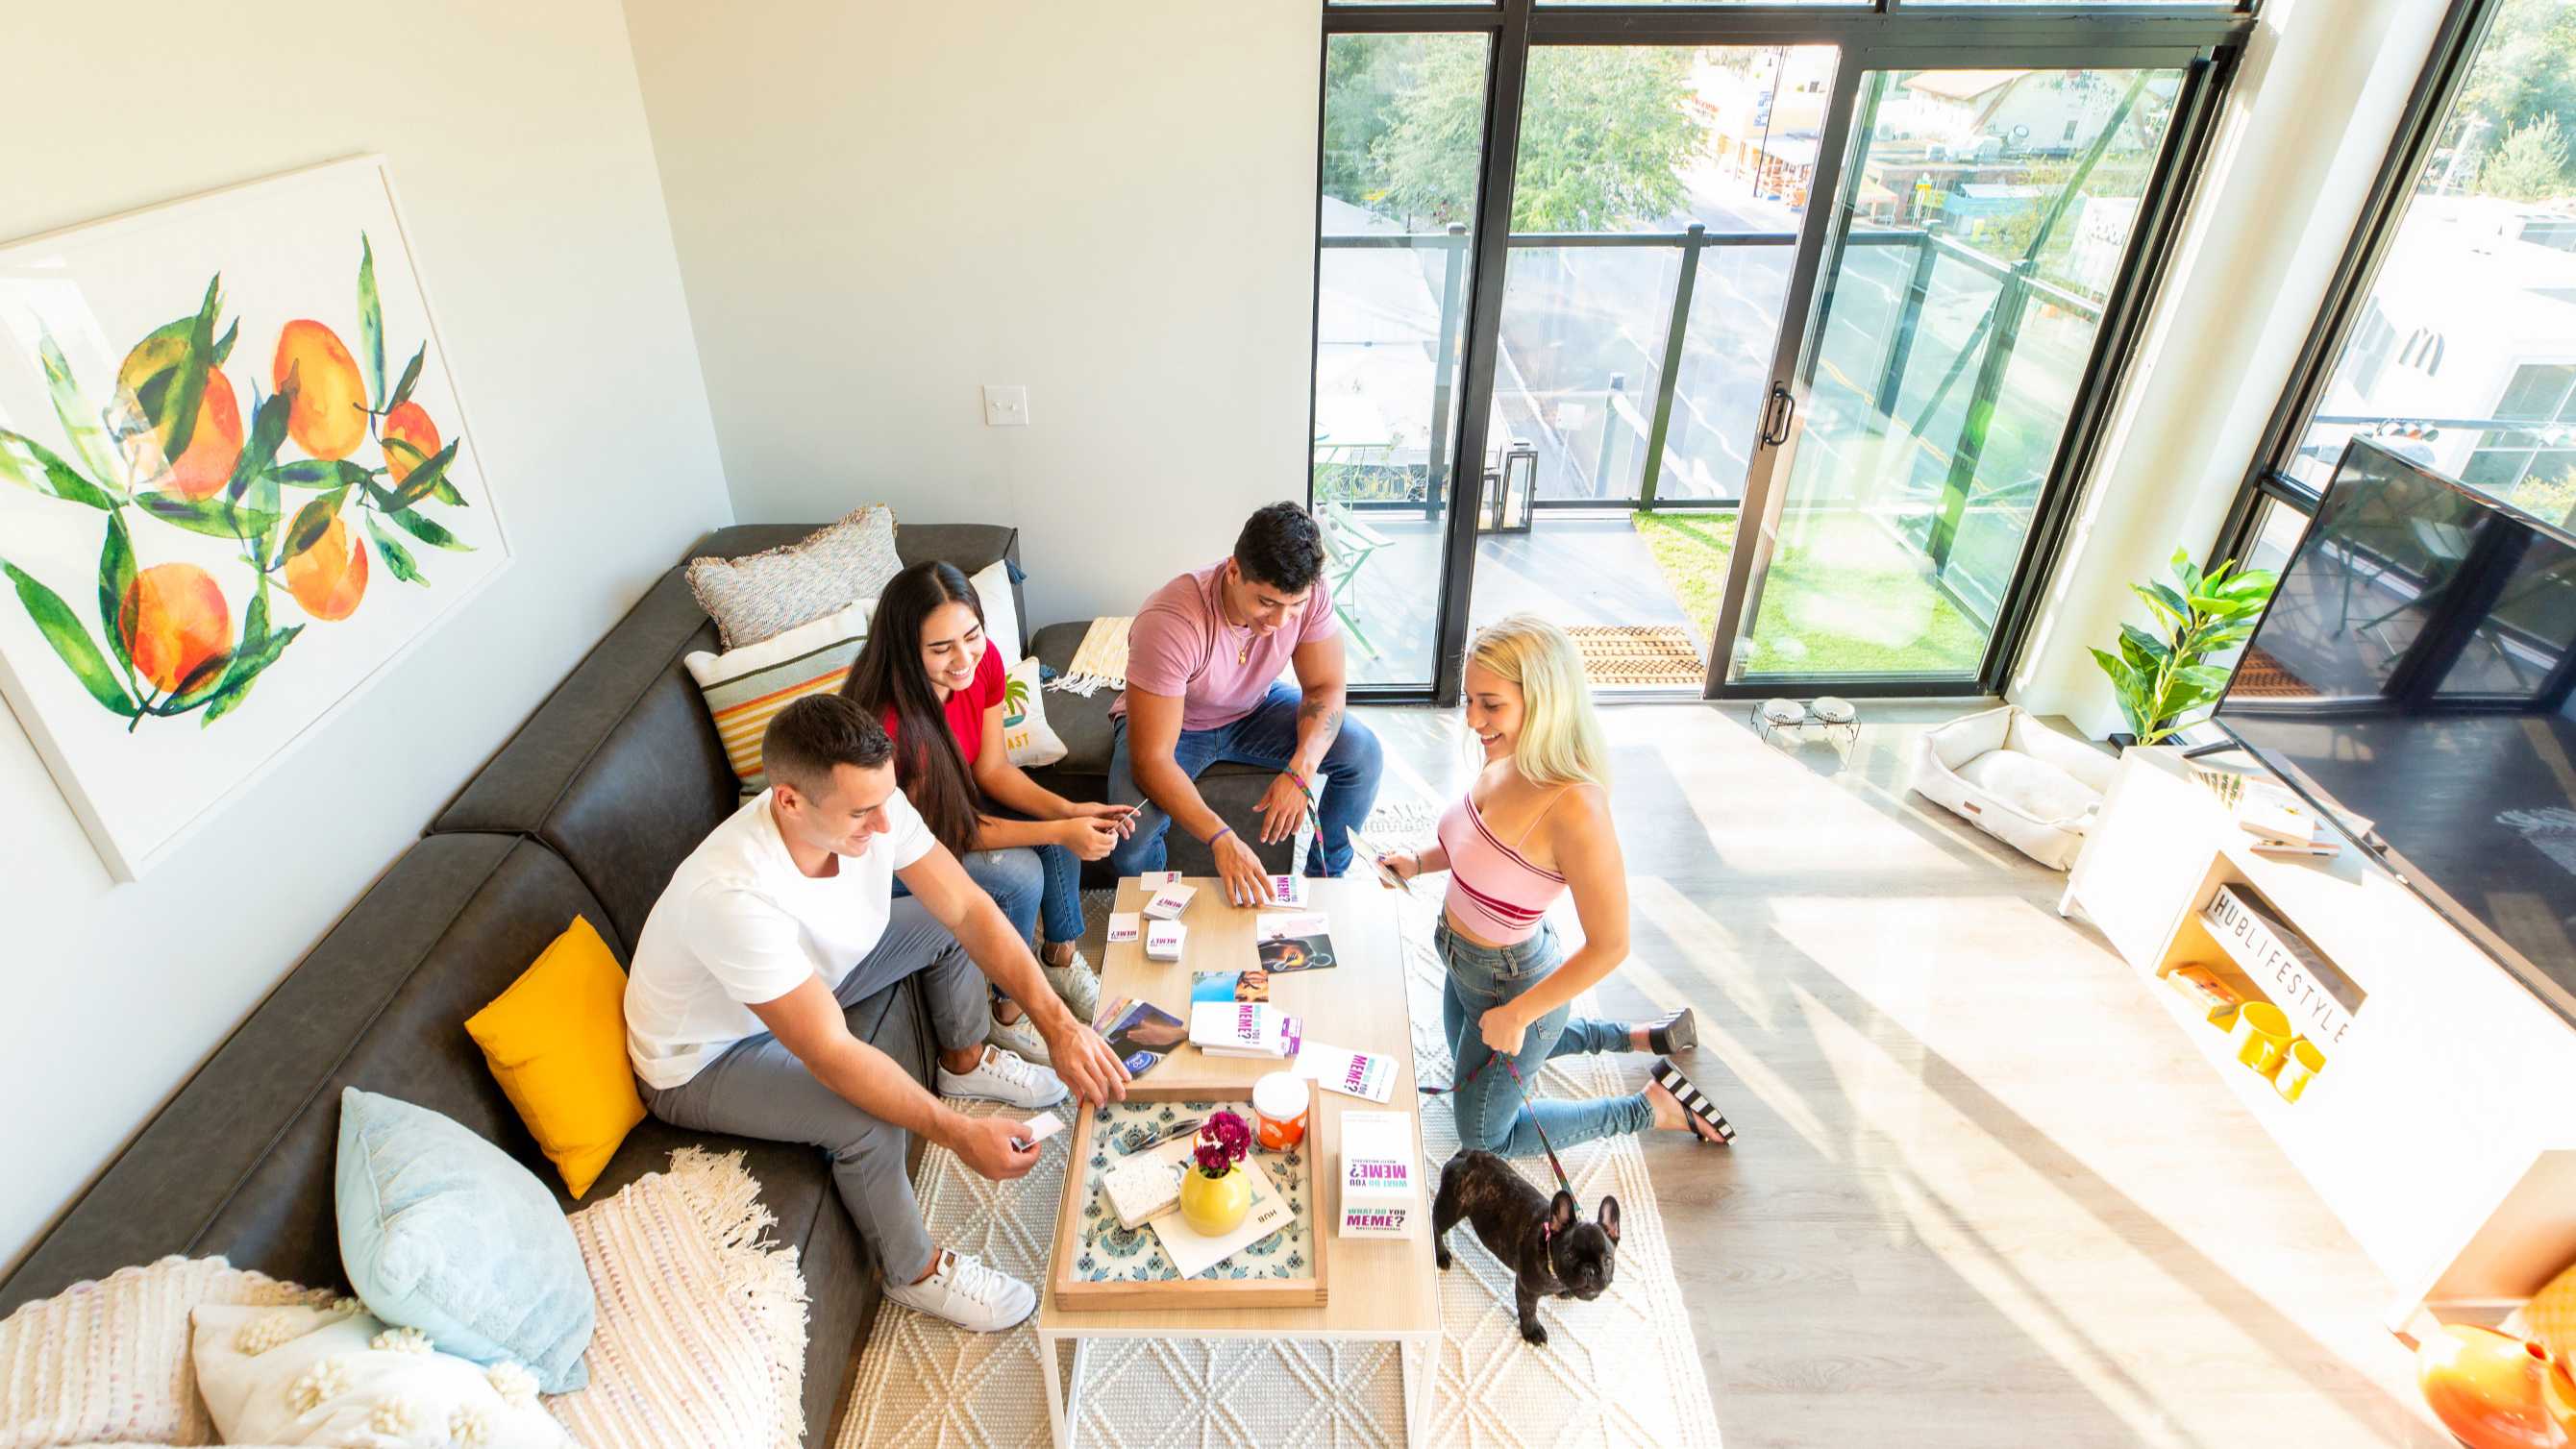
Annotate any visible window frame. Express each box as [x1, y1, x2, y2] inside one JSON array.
[[1315, 0, 2259, 702], [2212, 0, 2507, 569]]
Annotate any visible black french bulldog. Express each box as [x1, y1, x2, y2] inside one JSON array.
[[1431, 1148, 1621, 1346]]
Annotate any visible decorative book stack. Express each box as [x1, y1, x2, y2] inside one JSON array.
[[1102, 1151, 1185, 1231]]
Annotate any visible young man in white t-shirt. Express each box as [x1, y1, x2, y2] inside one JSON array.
[[628, 695, 1131, 1332]]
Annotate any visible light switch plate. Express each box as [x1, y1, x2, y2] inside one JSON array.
[[982, 384, 1029, 427]]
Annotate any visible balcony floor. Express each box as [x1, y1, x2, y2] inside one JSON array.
[[1331, 506, 1989, 689], [1333, 510, 1709, 689]]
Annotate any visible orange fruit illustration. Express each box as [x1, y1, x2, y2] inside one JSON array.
[[382, 401, 440, 482], [285, 516, 370, 621], [272, 320, 368, 460], [116, 336, 243, 499], [118, 563, 232, 695]]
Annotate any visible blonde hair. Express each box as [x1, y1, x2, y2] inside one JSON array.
[[1465, 614, 1609, 788]]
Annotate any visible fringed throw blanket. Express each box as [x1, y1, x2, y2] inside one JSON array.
[[1048, 616, 1132, 697]]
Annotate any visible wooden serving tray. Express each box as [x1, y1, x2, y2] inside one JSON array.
[[1049, 1081, 1328, 1311]]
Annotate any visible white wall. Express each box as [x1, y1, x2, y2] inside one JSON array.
[[620, 0, 1324, 628], [2, 2, 730, 1271], [2010, 0, 2453, 730]]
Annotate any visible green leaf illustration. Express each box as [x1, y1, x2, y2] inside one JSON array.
[[37, 329, 124, 489], [97, 510, 137, 680], [364, 511, 425, 585], [385, 342, 425, 416], [161, 274, 222, 459], [359, 233, 385, 408], [381, 439, 468, 507], [269, 459, 376, 489], [244, 467, 284, 572], [211, 316, 237, 367], [1, 557, 138, 718], [225, 387, 292, 503], [384, 504, 470, 552], [283, 486, 351, 562], [384, 438, 458, 511], [0, 430, 120, 510], [134, 491, 278, 541], [197, 591, 299, 724]]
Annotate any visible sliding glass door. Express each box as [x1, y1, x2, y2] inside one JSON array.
[[1715, 61, 2193, 688], [1310, 3, 2250, 702], [1466, 45, 1837, 690]]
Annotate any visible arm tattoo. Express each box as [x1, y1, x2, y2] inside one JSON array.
[[1298, 696, 1344, 754]]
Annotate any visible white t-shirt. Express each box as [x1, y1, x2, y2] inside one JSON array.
[[626, 786, 937, 1090]]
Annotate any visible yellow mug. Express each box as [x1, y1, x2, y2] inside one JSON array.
[[2231, 1002, 2291, 1077], [2274, 1038, 2326, 1102]]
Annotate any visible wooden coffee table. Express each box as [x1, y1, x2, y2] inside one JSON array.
[[1037, 875, 1440, 1447]]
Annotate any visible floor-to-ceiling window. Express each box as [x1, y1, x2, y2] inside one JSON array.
[[1309, 0, 2255, 702], [2221, 0, 2576, 573]]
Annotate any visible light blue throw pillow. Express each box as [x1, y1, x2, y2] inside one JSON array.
[[334, 1087, 595, 1391]]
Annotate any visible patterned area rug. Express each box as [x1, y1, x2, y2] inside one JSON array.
[[1564, 626, 1707, 689], [834, 808, 1719, 1448]]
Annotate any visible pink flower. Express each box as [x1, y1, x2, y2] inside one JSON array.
[[1195, 1110, 1251, 1177]]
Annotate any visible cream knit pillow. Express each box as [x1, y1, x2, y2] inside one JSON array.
[[189, 1303, 570, 1447], [0, 1256, 340, 1448]]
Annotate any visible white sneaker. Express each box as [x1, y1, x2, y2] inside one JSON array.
[[1042, 949, 1102, 1021], [881, 1249, 1035, 1333], [939, 1044, 1068, 1109], [987, 1008, 1053, 1066]]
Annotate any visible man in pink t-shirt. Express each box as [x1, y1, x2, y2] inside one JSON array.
[[1107, 503, 1382, 905]]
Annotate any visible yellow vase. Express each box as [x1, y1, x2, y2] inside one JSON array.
[[1178, 1165, 1251, 1236]]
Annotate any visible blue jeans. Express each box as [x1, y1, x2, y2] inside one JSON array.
[[893, 822, 1084, 949], [1104, 681, 1383, 877], [1440, 918, 1650, 1158]]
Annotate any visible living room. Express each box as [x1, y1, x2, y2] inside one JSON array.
[[7, 1, 2576, 1446]]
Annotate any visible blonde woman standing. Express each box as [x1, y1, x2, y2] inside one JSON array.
[[1382, 615, 1733, 1153]]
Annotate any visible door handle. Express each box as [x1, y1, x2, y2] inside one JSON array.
[[1760, 383, 1796, 448]]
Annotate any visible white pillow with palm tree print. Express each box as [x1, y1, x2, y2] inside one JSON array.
[[1001, 653, 1066, 769]]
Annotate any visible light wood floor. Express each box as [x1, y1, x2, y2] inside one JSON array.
[[1359, 700, 2446, 1448]]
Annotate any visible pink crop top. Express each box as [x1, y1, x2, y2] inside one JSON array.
[[1437, 789, 1570, 945]]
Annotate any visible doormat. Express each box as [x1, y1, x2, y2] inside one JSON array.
[[1564, 626, 1707, 689]]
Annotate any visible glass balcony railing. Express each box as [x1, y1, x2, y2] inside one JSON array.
[[1313, 224, 2107, 623]]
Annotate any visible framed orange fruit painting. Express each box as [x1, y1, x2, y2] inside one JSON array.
[[0, 157, 509, 880]]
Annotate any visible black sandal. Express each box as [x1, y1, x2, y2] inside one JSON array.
[[1646, 1008, 1697, 1056], [1649, 1057, 1736, 1145]]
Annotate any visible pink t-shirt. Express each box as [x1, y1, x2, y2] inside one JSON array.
[[1114, 561, 1338, 731]]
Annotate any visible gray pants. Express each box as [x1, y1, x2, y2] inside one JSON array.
[[640, 897, 988, 1283]]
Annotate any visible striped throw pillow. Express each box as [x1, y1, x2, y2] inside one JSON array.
[[683, 599, 875, 793]]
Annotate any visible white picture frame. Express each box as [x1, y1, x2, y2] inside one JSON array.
[[0, 156, 511, 880]]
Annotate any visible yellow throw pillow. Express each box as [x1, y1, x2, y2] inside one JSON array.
[[465, 916, 646, 1198]]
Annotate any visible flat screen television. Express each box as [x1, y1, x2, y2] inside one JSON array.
[[2214, 439, 2576, 1022]]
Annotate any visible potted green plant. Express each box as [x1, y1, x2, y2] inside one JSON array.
[[2091, 548, 2278, 749]]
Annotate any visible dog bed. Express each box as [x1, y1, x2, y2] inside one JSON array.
[[1910, 704, 2117, 870]]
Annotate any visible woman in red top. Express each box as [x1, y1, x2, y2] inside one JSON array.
[[843, 562, 1135, 1055]]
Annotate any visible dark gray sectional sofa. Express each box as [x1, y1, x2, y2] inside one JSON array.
[[0, 520, 1293, 1442]]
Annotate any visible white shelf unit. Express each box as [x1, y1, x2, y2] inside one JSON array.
[[2065, 746, 2576, 1330]]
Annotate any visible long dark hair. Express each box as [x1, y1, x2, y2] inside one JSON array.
[[841, 561, 986, 858]]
